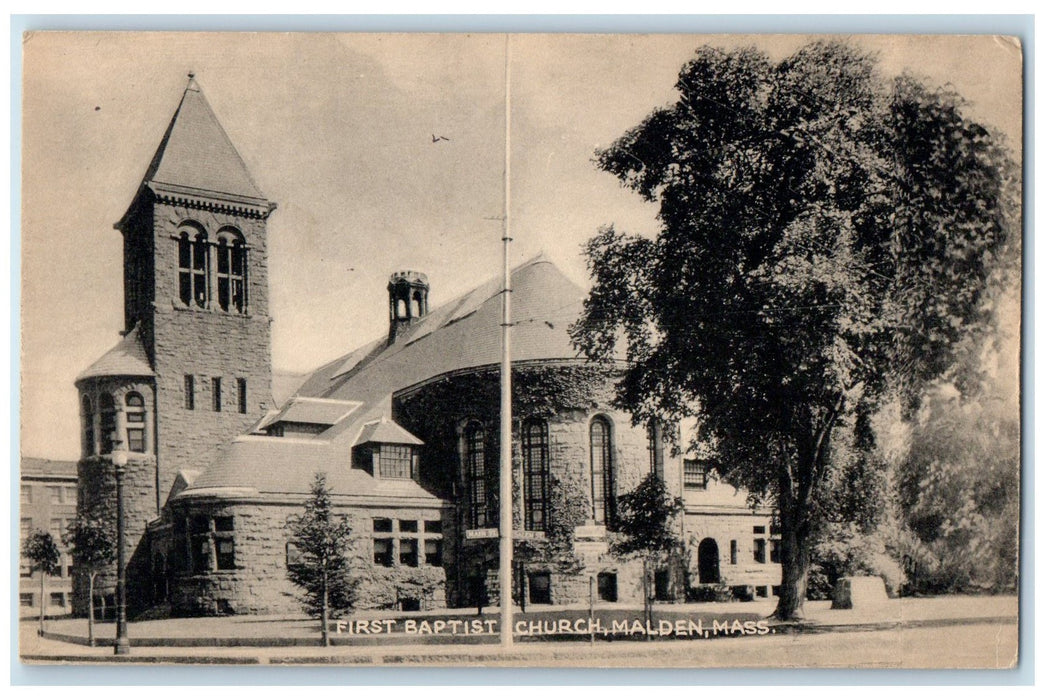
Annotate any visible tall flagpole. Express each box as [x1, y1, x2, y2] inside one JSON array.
[[498, 33, 514, 649]]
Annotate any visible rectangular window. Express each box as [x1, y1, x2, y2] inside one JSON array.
[[21, 564, 32, 578], [127, 428, 145, 453], [754, 539, 767, 564], [424, 540, 442, 566], [770, 539, 781, 564], [215, 539, 235, 570], [730, 540, 738, 565], [424, 520, 442, 534], [64, 486, 77, 503], [212, 378, 222, 412], [192, 537, 210, 573], [20, 518, 32, 539], [285, 542, 302, 568], [50, 592, 65, 607], [400, 539, 418, 567], [373, 518, 393, 533], [683, 459, 709, 490], [528, 572, 552, 604], [379, 445, 413, 479], [50, 518, 63, 537], [753, 525, 766, 534], [20, 593, 33, 607], [373, 538, 393, 567], [184, 375, 195, 410], [237, 378, 248, 414], [399, 520, 418, 533], [48, 486, 63, 504], [20, 485, 31, 504], [214, 516, 234, 532]]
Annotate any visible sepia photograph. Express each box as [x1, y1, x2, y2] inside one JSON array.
[[17, 30, 1022, 670]]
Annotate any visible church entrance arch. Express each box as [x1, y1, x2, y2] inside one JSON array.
[[698, 538, 720, 584]]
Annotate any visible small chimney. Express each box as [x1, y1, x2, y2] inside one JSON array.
[[388, 270, 430, 344]]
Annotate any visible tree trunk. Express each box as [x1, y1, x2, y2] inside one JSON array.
[[38, 569, 45, 636], [321, 572, 330, 647], [88, 572, 96, 647], [642, 559, 652, 640], [772, 490, 813, 621]]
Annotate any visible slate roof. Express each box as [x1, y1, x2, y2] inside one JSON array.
[[137, 76, 266, 204], [261, 397, 362, 429], [76, 325, 154, 382], [176, 256, 592, 502], [356, 418, 423, 446]]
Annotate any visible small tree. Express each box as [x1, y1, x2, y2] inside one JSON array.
[[64, 509, 116, 646], [286, 473, 355, 646], [610, 473, 684, 633], [24, 530, 61, 636]]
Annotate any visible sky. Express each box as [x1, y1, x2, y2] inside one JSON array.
[[19, 32, 1023, 460]]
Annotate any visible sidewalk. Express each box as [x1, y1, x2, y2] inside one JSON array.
[[19, 595, 1019, 667]]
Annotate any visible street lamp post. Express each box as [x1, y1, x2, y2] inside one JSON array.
[[111, 448, 130, 655]]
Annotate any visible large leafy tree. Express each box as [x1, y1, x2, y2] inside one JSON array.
[[24, 530, 61, 635], [571, 41, 1017, 619], [64, 507, 117, 646], [286, 473, 356, 646]]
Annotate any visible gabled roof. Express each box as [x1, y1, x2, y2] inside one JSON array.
[[76, 325, 154, 382], [356, 418, 423, 446], [136, 76, 266, 204], [259, 397, 362, 430]]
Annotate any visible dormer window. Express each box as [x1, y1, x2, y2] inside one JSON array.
[[353, 418, 424, 481]]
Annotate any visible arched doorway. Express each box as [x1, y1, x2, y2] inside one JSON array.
[[698, 538, 720, 584]]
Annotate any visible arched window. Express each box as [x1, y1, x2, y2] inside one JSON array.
[[125, 392, 146, 453], [99, 394, 116, 455], [522, 419, 550, 532], [177, 226, 209, 308], [590, 416, 615, 526], [216, 229, 247, 313], [463, 421, 487, 529], [81, 396, 94, 455]]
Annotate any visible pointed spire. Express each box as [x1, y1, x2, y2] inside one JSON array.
[[137, 73, 266, 202]]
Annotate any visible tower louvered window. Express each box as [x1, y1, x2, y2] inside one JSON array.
[[177, 228, 209, 308], [216, 230, 247, 313]]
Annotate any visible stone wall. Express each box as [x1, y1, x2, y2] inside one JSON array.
[[683, 510, 780, 595], [161, 499, 449, 616]]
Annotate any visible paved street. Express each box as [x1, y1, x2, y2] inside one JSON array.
[[18, 596, 1019, 669]]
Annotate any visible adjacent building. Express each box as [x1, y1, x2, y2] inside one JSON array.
[[19, 457, 78, 617], [71, 76, 780, 617]]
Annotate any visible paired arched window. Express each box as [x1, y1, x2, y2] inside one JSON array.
[[125, 392, 146, 453], [176, 224, 248, 313], [99, 394, 116, 455], [82, 396, 94, 455], [463, 421, 488, 529], [522, 419, 550, 532], [216, 229, 247, 313], [590, 416, 615, 526]]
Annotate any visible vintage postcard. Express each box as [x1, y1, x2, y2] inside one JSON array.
[[18, 31, 1022, 669]]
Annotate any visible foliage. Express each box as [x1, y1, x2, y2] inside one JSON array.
[[687, 583, 733, 603], [64, 506, 116, 577], [571, 41, 1017, 619], [808, 522, 906, 599], [24, 530, 61, 576], [285, 473, 356, 620], [610, 472, 684, 561]]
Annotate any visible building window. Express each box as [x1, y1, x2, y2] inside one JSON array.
[[20, 593, 33, 608], [730, 540, 738, 565], [378, 444, 416, 479], [528, 572, 552, 605], [50, 592, 65, 608], [590, 416, 614, 526], [82, 395, 94, 455], [683, 459, 709, 490], [373, 538, 393, 567], [178, 228, 209, 308], [400, 539, 418, 567], [20, 485, 31, 504], [184, 375, 195, 410], [212, 377, 222, 412], [522, 419, 549, 531], [125, 392, 146, 453], [753, 525, 766, 534], [424, 540, 443, 567], [48, 487, 62, 504], [424, 520, 442, 534], [64, 486, 77, 504], [463, 421, 488, 529], [597, 572, 618, 602], [770, 539, 781, 564], [216, 231, 247, 313], [399, 520, 418, 533], [99, 393, 116, 454], [285, 542, 302, 568], [188, 515, 236, 572], [215, 539, 235, 570], [237, 378, 248, 414], [373, 518, 393, 533], [20, 518, 32, 539], [754, 539, 767, 564]]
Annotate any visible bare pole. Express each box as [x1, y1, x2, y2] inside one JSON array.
[[498, 32, 514, 649]]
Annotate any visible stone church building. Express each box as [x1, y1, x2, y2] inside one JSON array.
[[73, 77, 780, 617]]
